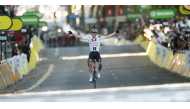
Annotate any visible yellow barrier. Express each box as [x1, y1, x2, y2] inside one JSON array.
[[28, 47, 38, 72], [146, 41, 157, 64], [180, 52, 190, 77], [28, 36, 44, 72], [147, 41, 190, 77], [134, 35, 149, 50], [21, 54, 29, 76], [0, 36, 44, 90], [5, 57, 22, 82], [16, 54, 29, 76], [164, 50, 174, 69], [0, 70, 8, 89], [31, 35, 44, 53], [169, 53, 186, 76], [137, 35, 190, 77], [0, 64, 19, 89]]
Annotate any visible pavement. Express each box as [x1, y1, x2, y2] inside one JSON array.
[[0, 42, 190, 101]]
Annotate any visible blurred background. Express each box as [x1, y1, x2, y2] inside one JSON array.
[[1, 5, 190, 101], [0, 5, 190, 60]]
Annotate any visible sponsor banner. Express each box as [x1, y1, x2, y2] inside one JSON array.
[[150, 9, 175, 19], [9, 18, 23, 31], [0, 16, 12, 30], [19, 15, 40, 26]]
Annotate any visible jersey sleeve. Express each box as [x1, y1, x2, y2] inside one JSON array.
[[99, 35, 105, 40], [81, 34, 90, 41]]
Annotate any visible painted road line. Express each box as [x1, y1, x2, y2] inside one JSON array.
[[39, 57, 48, 61], [2, 82, 190, 97], [54, 48, 59, 57], [17, 64, 55, 93], [60, 52, 147, 60]]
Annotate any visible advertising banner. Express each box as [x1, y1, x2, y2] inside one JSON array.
[[0, 16, 12, 30], [9, 18, 23, 31], [150, 9, 175, 19]]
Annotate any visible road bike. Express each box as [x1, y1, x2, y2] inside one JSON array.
[[88, 59, 98, 88]]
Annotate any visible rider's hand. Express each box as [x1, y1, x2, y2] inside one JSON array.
[[116, 30, 119, 34]]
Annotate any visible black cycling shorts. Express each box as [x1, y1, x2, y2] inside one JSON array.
[[88, 51, 101, 62]]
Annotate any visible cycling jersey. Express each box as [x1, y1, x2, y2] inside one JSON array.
[[88, 35, 101, 52]]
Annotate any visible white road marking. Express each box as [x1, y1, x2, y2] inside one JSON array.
[[60, 52, 147, 60], [54, 48, 59, 56], [39, 57, 48, 61], [17, 64, 55, 93], [2, 83, 190, 97]]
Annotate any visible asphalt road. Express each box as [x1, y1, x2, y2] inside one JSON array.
[[1, 43, 190, 96]]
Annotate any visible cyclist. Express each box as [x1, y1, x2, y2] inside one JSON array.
[[83, 28, 117, 82]]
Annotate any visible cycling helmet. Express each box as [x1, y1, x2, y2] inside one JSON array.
[[91, 28, 98, 33], [91, 25, 98, 33]]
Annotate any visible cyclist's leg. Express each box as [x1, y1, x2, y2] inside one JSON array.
[[93, 52, 101, 78], [88, 52, 96, 82], [88, 59, 94, 73], [88, 59, 94, 82], [88, 52, 93, 72], [97, 52, 102, 71], [89, 59, 97, 82]]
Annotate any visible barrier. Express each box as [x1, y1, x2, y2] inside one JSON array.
[[31, 35, 44, 53], [134, 35, 149, 50], [0, 64, 16, 89], [137, 35, 190, 78], [0, 36, 44, 90], [146, 40, 157, 64], [6, 57, 22, 81], [20, 53, 29, 76], [155, 43, 173, 68], [180, 51, 190, 77], [28, 47, 38, 72], [169, 53, 186, 76]]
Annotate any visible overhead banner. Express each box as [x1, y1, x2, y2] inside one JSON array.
[[150, 9, 175, 19], [127, 13, 141, 20], [140, 5, 152, 10], [0, 16, 12, 30], [19, 15, 40, 26], [139, 5, 152, 12], [9, 18, 23, 31], [23, 11, 43, 18], [39, 21, 47, 27]]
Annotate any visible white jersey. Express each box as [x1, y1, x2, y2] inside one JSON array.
[[88, 35, 101, 52]]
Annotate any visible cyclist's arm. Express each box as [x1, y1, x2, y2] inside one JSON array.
[[101, 32, 117, 40], [79, 35, 89, 41]]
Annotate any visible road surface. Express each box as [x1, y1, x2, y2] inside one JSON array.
[[0, 43, 190, 101]]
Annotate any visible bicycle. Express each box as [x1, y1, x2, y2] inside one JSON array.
[[88, 59, 98, 88]]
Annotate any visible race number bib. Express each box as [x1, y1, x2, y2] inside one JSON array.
[[93, 46, 96, 51]]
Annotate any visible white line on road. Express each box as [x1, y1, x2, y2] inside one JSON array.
[[17, 64, 55, 93], [39, 57, 48, 61], [54, 48, 59, 56], [2, 83, 190, 97], [60, 52, 147, 60]]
